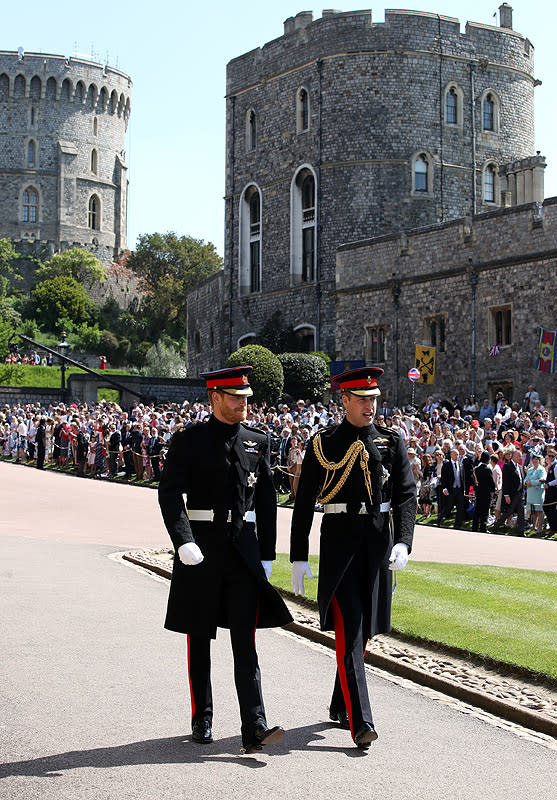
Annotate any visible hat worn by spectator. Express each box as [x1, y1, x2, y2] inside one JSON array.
[[470, 419, 480, 428], [332, 366, 384, 397], [199, 365, 254, 397]]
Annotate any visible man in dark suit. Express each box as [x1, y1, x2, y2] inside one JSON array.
[[158, 366, 292, 754], [542, 450, 557, 534], [35, 417, 46, 470], [491, 448, 526, 535], [438, 447, 466, 528], [290, 367, 416, 748], [472, 451, 495, 532], [120, 422, 134, 479]]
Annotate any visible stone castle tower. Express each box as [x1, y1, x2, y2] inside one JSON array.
[[0, 50, 131, 266], [213, 4, 541, 362]]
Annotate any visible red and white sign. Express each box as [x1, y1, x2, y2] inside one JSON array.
[[408, 368, 421, 382]]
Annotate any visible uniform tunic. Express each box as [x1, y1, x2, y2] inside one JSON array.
[[291, 419, 416, 638], [159, 415, 292, 638]]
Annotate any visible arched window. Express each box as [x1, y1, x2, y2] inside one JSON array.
[[291, 166, 317, 284], [297, 87, 310, 132], [88, 195, 100, 229], [483, 94, 494, 131], [91, 149, 98, 175], [27, 140, 36, 168], [414, 154, 429, 192], [294, 325, 315, 353], [246, 108, 257, 152], [481, 90, 500, 133], [93, 116, 98, 136], [238, 333, 256, 349], [239, 184, 262, 295], [483, 163, 497, 203], [445, 88, 457, 124], [22, 187, 38, 222]]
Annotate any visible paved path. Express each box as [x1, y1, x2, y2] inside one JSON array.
[[2, 462, 556, 570], [1, 534, 555, 800]]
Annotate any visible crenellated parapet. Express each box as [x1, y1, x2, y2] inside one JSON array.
[[0, 51, 131, 125]]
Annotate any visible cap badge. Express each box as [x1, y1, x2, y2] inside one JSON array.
[[242, 375, 248, 384], [367, 376, 373, 385]]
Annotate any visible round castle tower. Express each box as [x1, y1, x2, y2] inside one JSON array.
[[0, 50, 131, 266], [221, 5, 538, 357]]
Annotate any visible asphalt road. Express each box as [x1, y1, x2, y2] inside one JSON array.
[[1, 462, 556, 798]]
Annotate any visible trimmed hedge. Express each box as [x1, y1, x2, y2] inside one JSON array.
[[227, 345, 284, 404], [278, 352, 329, 403]]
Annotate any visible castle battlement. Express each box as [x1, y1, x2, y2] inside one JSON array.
[[227, 6, 534, 94], [0, 51, 131, 123]]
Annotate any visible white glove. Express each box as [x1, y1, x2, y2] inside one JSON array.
[[389, 543, 409, 571], [291, 561, 313, 596], [261, 560, 273, 580], [178, 542, 204, 566]]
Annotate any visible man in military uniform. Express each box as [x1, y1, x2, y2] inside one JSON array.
[[290, 367, 416, 748], [158, 366, 292, 753]]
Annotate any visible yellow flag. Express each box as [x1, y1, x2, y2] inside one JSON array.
[[415, 345, 436, 384]]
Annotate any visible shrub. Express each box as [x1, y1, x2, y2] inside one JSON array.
[[227, 345, 283, 404], [278, 352, 329, 403]]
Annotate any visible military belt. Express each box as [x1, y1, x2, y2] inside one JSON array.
[[323, 501, 391, 514], [187, 509, 256, 523]]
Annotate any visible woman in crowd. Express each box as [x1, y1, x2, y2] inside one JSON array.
[[419, 453, 435, 518], [525, 453, 546, 533], [287, 434, 304, 500]]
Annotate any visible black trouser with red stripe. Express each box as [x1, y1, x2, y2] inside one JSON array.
[[186, 547, 266, 748], [329, 553, 374, 738]]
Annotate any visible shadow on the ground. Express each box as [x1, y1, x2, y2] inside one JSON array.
[[0, 721, 369, 777]]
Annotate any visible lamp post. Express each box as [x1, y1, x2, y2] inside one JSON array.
[[468, 264, 479, 402], [57, 331, 70, 396]]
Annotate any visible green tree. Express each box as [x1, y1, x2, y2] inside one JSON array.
[[227, 345, 284, 404], [35, 247, 107, 288], [143, 340, 187, 378], [278, 352, 329, 403], [31, 275, 94, 329], [0, 239, 22, 323], [126, 232, 222, 340], [258, 310, 297, 354]]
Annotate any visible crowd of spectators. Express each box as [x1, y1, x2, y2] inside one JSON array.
[[1, 384, 555, 537], [4, 351, 54, 366]]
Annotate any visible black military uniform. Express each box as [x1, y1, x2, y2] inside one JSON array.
[[290, 367, 416, 747], [472, 453, 495, 532], [35, 418, 46, 470], [158, 366, 292, 753]]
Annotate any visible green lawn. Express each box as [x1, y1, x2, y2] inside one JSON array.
[[0, 364, 133, 388], [271, 554, 557, 680]]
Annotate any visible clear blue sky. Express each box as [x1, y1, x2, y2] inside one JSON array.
[[4, 1, 556, 256]]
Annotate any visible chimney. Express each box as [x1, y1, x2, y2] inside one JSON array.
[[499, 3, 513, 29]]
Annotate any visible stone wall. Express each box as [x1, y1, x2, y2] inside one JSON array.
[[336, 198, 557, 412]]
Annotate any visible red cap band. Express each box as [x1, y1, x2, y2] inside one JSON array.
[[207, 375, 249, 388], [340, 377, 378, 390]]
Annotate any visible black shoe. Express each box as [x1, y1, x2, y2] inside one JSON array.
[[354, 723, 378, 749], [243, 723, 284, 754], [192, 718, 213, 744], [329, 709, 351, 730]]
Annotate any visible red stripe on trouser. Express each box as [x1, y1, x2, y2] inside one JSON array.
[[187, 635, 196, 723], [331, 595, 354, 736]]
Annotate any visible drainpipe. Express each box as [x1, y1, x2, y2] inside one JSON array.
[[470, 64, 477, 216], [228, 96, 236, 356], [316, 59, 323, 351]]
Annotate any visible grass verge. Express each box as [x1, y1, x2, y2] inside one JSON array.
[[270, 553, 557, 680]]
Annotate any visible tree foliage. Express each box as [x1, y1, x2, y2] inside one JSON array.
[[31, 275, 94, 329], [35, 247, 107, 288], [127, 232, 222, 340], [227, 345, 284, 404], [257, 310, 297, 354], [143, 340, 187, 378], [278, 352, 329, 403]]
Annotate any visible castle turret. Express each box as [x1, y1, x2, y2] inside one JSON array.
[[0, 51, 132, 265]]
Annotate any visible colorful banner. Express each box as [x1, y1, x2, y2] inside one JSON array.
[[415, 344, 436, 385], [536, 327, 557, 373]]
